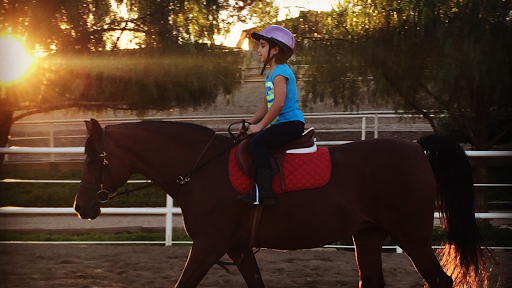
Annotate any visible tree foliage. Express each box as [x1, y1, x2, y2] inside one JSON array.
[[1, 0, 255, 51], [247, 0, 279, 27], [0, 0, 258, 170], [295, 0, 512, 151]]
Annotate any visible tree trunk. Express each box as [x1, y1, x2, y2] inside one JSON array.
[[0, 110, 14, 172]]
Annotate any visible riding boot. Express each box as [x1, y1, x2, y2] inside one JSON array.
[[237, 168, 275, 205]]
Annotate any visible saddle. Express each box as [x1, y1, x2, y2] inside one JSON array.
[[236, 128, 316, 190]]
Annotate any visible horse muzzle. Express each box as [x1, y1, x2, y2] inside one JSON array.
[[74, 199, 101, 220], [74, 184, 104, 220]]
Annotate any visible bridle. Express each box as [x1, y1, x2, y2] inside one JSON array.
[[79, 132, 155, 204], [78, 150, 112, 203], [79, 148, 155, 203], [79, 121, 250, 204]]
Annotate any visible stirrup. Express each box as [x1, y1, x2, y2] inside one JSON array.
[[253, 184, 260, 205], [237, 184, 261, 205]]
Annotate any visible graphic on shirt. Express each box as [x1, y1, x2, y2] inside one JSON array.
[[265, 81, 278, 124]]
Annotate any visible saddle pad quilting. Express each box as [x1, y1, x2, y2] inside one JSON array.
[[228, 146, 331, 194]]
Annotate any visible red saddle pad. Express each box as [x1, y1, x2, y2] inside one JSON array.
[[228, 146, 331, 194]]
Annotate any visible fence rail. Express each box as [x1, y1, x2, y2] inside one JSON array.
[[1, 201, 511, 251], [2, 114, 511, 249], [2, 146, 512, 157], [1, 147, 511, 250], [5, 111, 435, 162]]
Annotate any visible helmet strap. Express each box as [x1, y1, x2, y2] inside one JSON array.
[[260, 47, 277, 76]]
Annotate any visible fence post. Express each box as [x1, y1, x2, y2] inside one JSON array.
[[361, 117, 366, 140], [49, 122, 55, 162], [374, 113, 379, 139], [165, 195, 174, 246]]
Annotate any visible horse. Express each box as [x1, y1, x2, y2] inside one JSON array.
[[74, 119, 491, 288]]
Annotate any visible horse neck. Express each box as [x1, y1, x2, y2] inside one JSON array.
[[105, 122, 232, 199]]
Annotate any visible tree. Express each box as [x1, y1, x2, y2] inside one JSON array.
[[0, 0, 256, 170], [293, 0, 512, 211], [248, 0, 279, 27]]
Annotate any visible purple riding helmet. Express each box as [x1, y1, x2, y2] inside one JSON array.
[[251, 25, 295, 75], [251, 25, 295, 60]]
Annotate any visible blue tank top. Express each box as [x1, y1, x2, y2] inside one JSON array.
[[265, 64, 305, 125]]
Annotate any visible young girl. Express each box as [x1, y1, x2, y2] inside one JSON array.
[[238, 25, 305, 205]]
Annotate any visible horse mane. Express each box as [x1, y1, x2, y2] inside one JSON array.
[[85, 121, 216, 156], [128, 120, 215, 135]]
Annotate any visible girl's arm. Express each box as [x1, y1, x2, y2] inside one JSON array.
[[249, 101, 268, 124], [239, 95, 267, 134], [248, 75, 286, 134]]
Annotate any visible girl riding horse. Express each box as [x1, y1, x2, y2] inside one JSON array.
[[238, 25, 305, 205]]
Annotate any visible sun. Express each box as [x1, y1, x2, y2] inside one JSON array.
[[0, 35, 35, 86]]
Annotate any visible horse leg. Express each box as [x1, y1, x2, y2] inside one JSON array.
[[227, 247, 265, 288], [174, 243, 227, 288], [352, 227, 388, 288], [392, 235, 453, 288]]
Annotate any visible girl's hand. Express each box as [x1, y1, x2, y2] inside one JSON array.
[[239, 122, 250, 136], [247, 123, 263, 135]]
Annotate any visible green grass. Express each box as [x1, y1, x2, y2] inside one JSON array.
[[487, 165, 512, 202], [431, 226, 512, 247], [0, 170, 167, 207], [0, 231, 192, 244]]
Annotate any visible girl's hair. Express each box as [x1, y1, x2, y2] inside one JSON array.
[[268, 40, 288, 64]]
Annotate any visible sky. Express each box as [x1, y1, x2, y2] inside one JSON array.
[[219, 0, 341, 48]]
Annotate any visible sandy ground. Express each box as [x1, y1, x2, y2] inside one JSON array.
[[0, 244, 510, 288]]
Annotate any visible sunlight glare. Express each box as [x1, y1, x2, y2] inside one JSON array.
[[0, 35, 34, 85], [241, 38, 249, 50]]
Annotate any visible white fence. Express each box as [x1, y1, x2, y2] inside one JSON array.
[[1, 143, 511, 250], [5, 111, 433, 162]]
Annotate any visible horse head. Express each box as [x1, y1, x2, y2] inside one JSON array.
[[74, 118, 132, 220]]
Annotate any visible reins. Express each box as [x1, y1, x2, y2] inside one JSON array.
[[176, 120, 251, 185], [176, 131, 218, 184], [81, 121, 251, 203], [99, 145, 157, 200]]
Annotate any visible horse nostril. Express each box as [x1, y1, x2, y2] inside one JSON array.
[[74, 204, 82, 213]]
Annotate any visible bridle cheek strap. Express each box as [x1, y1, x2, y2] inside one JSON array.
[[79, 152, 116, 203]]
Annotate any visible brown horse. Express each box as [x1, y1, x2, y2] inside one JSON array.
[[74, 119, 490, 288]]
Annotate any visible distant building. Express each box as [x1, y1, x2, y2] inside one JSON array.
[[236, 27, 260, 50]]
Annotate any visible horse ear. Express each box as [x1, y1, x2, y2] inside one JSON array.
[[85, 120, 92, 134], [84, 118, 103, 140]]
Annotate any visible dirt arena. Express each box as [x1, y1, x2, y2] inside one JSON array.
[[0, 244, 510, 287]]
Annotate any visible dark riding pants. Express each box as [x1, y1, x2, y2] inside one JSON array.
[[250, 121, 305, 170]]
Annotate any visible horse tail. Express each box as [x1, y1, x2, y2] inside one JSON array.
[[418, 134, 494, 287]]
